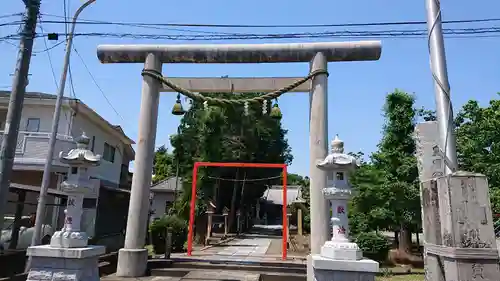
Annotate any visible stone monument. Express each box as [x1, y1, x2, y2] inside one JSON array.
[[415, 122, 500, 281], [307, 135, 379, 281], [26, 133, 105, 281]]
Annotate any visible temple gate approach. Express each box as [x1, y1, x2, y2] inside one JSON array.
[[96, 41, 382, 277]]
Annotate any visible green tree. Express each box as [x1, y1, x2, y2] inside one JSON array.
[[349, 162, 393, 235], [285, 173, 310, 232], [169, 93, 293, 238], [373, 90, 421, 253], [152, 145, 174, 184], [350, 90, 421, 253], [455, 97, 500, 213]]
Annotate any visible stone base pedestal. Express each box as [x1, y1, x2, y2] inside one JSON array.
[[26, 245, 105, 281], [320, 240, 363, 260], [115, 248, 148, 277], [50, 230, 89, 248], [307, 254, 379, 281]]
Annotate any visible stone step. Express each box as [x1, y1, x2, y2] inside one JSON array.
[[152, 262, 305, 277], [152, 268, 306, 281], [180, 270, 260, 281], [167, 258, 306, 270]]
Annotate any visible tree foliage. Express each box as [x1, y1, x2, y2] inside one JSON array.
[[167, 93, 293, 233], [350, 90, 421, 253], [152, 145, 174, 184], [455, 97, 500, 213], [348, 90, 500, 257]]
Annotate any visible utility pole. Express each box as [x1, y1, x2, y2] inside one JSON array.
[[0, 0, 41, 232], [30, 0, 96, 248], [424, 0, 457, 175]]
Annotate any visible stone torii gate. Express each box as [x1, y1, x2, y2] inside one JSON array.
[[96, 41, 382, 277]]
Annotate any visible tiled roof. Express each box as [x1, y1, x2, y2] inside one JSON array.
[[261, 185, 304, 206], [0, 91, 72, 100], [150, 177, 182, 193]]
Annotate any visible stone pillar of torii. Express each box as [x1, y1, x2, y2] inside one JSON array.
[[96, 41, 382, 278]]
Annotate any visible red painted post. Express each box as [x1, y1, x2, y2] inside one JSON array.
[[187, 163, 199, 256], [282, 165, 288, 260]]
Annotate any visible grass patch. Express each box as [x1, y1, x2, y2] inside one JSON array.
[[376, 267, 424, 281]]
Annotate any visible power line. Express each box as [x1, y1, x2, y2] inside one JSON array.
[[62, 0, 68, 40], [206, 175, 281, 182], [3, 29, 500, 44], [37, 18, 58, 88], [35, 13, 500, 28], [3, 14, 500, 40], [0, 13, 22, 20], [32, 40, 64, 53], [23, 27, 500, 41], [68, 63, 77, 100], [72, 46, 125, 123]]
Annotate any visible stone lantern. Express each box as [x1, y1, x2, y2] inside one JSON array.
[[26, 133, 105, 281], [308, 135, 378, 281]]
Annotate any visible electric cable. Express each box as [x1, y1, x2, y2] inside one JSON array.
[[62, 0, 68, 40], [206, 175, 281, 182], [33, 13, 500, 28], [68, 63, 77, 100], [72, 46, 126, 123], [37, 15, 70, 122], [37, 17, 58, 88], [32, 40, 64, 53], [1, 26, 498, 42], [0, 13, 23, 20]]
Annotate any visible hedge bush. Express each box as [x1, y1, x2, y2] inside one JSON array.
[[150, 215, 188, 254], [355, 231, 390, 262]]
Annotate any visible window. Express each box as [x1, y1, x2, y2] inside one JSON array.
[[103, 142, 116, 163], [90, 136, 95, 152], [25, 118, 40, 132], [82, 198, 97, 209], [165, 201, 173, 214], [336, 172, 344, 181], [71, 167, 78, 174]]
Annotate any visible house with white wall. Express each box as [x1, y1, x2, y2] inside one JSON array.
[[150, 177, 182, 220], [0, 91, 134, 246]]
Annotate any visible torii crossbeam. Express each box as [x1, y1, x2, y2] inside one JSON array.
[[160, 77, 312, 93], [96, 41, 382, 277]]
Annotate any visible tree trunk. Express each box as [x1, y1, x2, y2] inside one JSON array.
[[394, 231, 399, 248], [9, 191, 26, 249], [194, 214, 208, 244], [227, 169, 240, 232], [398, 224, 412, 253]]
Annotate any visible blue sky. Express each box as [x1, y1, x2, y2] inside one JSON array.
[[1, 0, 499, 177]]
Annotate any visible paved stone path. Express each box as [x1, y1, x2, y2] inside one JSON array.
[[214, 236, 271, 257]]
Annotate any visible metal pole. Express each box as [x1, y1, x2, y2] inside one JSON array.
[[0, 0, 40, 232], [30, 0, 96, 248], [425, 0, 457, 174]]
